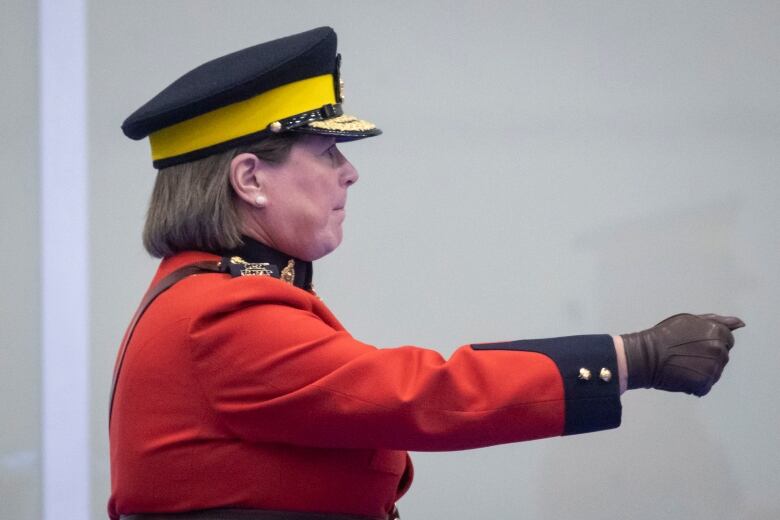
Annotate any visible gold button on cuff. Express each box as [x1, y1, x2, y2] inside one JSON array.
[[578, 368, 592, 381], [600, 368, 612, 382]]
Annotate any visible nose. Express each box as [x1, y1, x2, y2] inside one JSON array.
[[340, 157, 359, 187]]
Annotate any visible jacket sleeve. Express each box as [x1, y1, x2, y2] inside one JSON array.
[[186, 280, 621, 451]]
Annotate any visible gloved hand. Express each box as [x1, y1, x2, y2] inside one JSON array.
[[621, 313, 745, 396]]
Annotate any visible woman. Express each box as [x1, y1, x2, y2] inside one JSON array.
[[109, 27, 743, 520]]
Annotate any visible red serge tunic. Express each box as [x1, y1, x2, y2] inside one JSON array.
[[108, 247, 622, 519]]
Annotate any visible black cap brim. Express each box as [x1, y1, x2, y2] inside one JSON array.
[[290, 114, 382, 141]]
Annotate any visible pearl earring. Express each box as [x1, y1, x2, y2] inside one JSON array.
[[254, 195, 267, 207]]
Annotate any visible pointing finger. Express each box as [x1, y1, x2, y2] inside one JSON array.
[[698, 314, 745, 331]]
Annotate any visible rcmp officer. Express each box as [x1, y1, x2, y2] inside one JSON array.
[[109, 27, 744, 520]]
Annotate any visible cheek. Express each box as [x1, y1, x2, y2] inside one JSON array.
[[266, 168, 342, 251], [291, 185, 336, 227], [284, 197, 336, 241], [289, 209, 343, 260], [269, 181, 319, 221], [302, 198, 343, 241]]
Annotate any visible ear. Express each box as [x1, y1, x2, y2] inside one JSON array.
[[229, 153, 268, 207]]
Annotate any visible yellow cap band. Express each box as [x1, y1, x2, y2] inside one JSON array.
[[149, 74, 337, 161]]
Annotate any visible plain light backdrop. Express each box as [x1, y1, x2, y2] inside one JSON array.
[[2, 1, 779, 519]]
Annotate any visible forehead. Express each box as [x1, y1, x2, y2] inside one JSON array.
[[294, 134, 336, 151]]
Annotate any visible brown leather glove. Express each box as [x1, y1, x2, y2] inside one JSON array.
[[621, 313, 745, 396]]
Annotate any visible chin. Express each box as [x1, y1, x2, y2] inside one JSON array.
[[307, 233, 343, 261], [289, 224, 343, 261]]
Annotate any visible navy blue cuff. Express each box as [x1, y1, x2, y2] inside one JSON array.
[[472, 334, 621, 435]]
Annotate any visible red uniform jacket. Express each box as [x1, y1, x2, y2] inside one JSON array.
[[108, 250, 621, 519]]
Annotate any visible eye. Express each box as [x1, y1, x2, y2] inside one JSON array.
[[324, 145, 340, 165]]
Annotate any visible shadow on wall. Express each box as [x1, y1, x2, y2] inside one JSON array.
[[534, 395, 747, 519], [532, 199, 753, 519], [0, 450, 39, 518], [578, 197, 745, 324]]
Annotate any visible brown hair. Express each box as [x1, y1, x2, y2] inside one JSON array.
[[143, 134, 298, 258]]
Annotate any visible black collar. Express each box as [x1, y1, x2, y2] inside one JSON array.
[[222, 236, 313, 291]]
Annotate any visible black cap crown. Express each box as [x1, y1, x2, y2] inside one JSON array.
[[123, 27, 380, 168]]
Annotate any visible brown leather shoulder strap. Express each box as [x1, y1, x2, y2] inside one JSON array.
[[109, 260, 226, 427]]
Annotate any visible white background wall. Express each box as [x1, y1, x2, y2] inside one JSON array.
[[3, 1, 779, 519], [1, 0, 40, 517]]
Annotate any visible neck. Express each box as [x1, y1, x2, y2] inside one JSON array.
[[222, 236, 314, 291]]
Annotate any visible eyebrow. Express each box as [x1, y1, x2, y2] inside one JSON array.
[[316, 137, 337, 150]]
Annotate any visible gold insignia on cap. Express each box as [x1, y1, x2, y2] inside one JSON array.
[[307, 114, 376, 132], [280, 259, 295, 284]]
